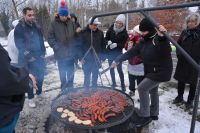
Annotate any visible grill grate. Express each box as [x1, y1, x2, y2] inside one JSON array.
[[51, 86, 134, 130]]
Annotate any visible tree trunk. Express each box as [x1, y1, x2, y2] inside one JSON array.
[[12, 0, 19, 19]]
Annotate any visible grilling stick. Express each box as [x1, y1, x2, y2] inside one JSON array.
[[100, 62, 119, 74]]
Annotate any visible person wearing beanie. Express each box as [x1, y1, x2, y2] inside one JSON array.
[[105, 14, 128, 91], [48, 1, 77, 91], [124, 25, 144, 97], [111, 18, 173, 126], [58, 1, 69, 16]]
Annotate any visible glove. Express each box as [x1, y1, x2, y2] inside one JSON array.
[[107, 40, 112, 45], [109, 43, 117, 49]]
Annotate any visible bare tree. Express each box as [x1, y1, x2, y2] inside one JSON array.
[[12, 0, 19, 18]]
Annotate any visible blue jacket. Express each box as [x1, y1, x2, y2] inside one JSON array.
[[14, 18, 46, 70]]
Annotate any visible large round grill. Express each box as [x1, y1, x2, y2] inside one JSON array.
[[51, 87, 134, 130]]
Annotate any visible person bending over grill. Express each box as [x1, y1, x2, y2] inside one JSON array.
[[0, 43, 35, 133], [111, 18, 173, 126]]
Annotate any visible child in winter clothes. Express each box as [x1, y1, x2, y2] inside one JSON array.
[[124, 25, 144, 96]]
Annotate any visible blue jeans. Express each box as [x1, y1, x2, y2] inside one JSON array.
[[0, 113, 19, 133], [108, 59, 125, 86], [28, 59, 45, 98]]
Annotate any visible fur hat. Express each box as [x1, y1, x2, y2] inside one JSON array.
[[58, 1, 69, 16], [139, 18, 155, 32]]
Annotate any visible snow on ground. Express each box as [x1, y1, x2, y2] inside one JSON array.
[[1, 37, 200, 133]]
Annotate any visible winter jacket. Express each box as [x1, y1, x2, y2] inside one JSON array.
[[105, 24, 128, 60], [124, 34, 143, 65], [115, 35, 173, 82], [0, 44, 29, 128], [7, 29, 18, 64], [48, 16, 76, 60], [79, 25, 106, 64], [14, 18, 46, 70], [174, 25, 200, 84]]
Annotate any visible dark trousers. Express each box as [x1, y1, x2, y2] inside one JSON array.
[[177, 81, 197, 102], [128, 73, 144, 92], [57, 59, 74, 91], [28, 59, 45, 99], [108, 59, 125, 86], [83, 62, 99, 87]]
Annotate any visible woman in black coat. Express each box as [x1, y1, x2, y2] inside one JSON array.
[[105, 14, 128, 91], [173, 13, 200, 109], [111, 18, 173, 126]]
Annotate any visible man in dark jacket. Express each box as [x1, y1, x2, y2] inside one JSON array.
[[14, 7, 46, 108], [0, 43, 29, 133], [48, 1, 76, 91], [79, 18, 106, 87], [111, 18, 173, 126], [105, 14, 128, 91]]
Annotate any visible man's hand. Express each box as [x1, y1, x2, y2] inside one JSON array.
[[156, 25, 167, 37], [29, 74, 38, 90], [76, 27, 81, 33], [80, 59, 85, 65], [29, 57, 36, 62], [111, 61, 118, 68]]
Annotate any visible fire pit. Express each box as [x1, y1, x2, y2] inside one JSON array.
[[48, 86, 135, 133]]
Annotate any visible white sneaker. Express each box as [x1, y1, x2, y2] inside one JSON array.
[[28, 99, 36, 108]]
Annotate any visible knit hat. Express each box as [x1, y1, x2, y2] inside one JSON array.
[[88, 17, 101, 25], [139, 18, 155, 32], [115, 14, 126, 25], [58, 1, 69, 16], [133, 25, 141, 35]]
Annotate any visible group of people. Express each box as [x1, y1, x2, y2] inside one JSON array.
[[1, 0, 200, 131]]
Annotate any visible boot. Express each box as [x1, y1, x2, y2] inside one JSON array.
[[172, 96, 184, 104], [121, 83, 126, 92], [151, 116, 159, 120], [135, 116, 152, 127], [185, 100, 193, 110], [129, 90, 135, 97]]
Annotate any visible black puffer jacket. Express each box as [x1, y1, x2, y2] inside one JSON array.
[[105, 24, 128, 59], [115, 35, 173, 82], [79, 25, 106, 62], [174, 25, 200, 84], [0, 44, 29, 128]]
